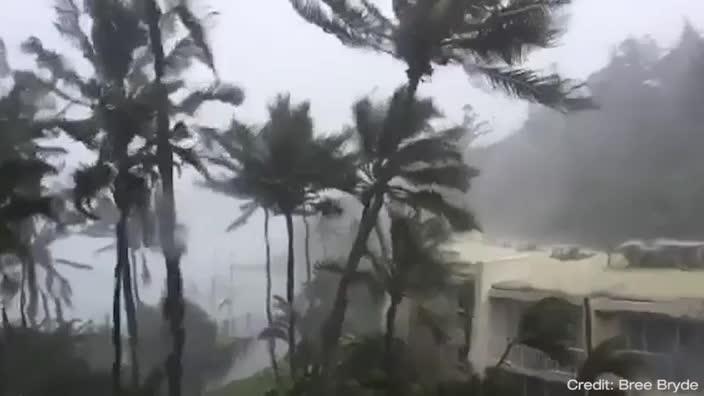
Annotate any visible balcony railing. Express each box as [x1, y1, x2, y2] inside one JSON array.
[[494, 343, 586, 378]]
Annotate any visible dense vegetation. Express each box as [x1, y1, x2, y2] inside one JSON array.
[[473, 24, 704, 249]]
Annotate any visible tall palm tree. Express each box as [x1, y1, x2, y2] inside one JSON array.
[[287, 0, 596, 108], [141, 1, 241, 394], [201, 95, 355, 378], [319, 87, 480, 376]]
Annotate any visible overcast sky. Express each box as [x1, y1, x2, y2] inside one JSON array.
[[1, 0, 703, 320]]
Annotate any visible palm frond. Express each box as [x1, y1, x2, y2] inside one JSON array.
[[449, 0, 569, 64], [396, 190, 480, 231], [288, 0, 392, 52], [174, 83, 244, 115], [87, 0, 147, 82], [20, 37, 84, 89], [41, 118, 99, 148], [400, 164, 478, 192], [164, 36, 209, 76], [93, 243, 116, 255], [173, 3, 216, 75], [467, 65, 597, 111], [390, 136, 463, 169], [0, 197, 58, 223], [72, 163, 117, 220], [352, 97, 381, 156], [378, 87, 440, 156], [53, 0, 95, 62], [54, 259, 93, 270], [225, 201, 258, 232], [171, 144, 209, 177]]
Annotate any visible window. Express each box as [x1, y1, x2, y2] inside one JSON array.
[[644, 318, 676, 353], [622, 315, 704, 381]]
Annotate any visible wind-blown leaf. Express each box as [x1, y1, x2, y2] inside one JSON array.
[[289, 0, 392, 52], [398, 190, 480, 231], [468, 65, 596, 111], [172, 145, 209, 177], [400, 164, 478, 192], [54, 258, 93, 270], [53, 0, 95, 62], [450, 1, 566, 65], [21, 36, 84, 89], [225, 202, 258, 232], [164, 37, 208, 76], [175, 84, 244, 115], [173, 4, 216, 74], [93, 243, 116, 255]]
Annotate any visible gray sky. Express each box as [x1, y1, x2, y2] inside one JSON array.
[[1, 0, 703, 320]]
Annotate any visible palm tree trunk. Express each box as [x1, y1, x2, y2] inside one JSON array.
[[321, 191, 385, 377], [374, 220, 389, 259], [113, 215, 126, 396], [303, 214, 312, 283], [19, 265, 27, 328], [26, 258, 37, 328], [146, 3, 185, 396], [407, 73, 422, 101], [384, 294, 401, 396], [122, 239, 140, 390], [284, 211, 297, 377], [263, 209, 281, 385], [131, 249, 141, 305]]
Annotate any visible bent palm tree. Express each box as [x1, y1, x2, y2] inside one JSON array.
[[201, 95, 355, 378], [287, 0, 595, 108], [320, 87, 480, 376]]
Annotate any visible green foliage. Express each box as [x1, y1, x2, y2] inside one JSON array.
[[202, 94, 355, 219], [288, 0, 594, 108], [351, 87, 480, 232]]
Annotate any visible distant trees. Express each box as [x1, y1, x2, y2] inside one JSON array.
[[473, 24, 704, 247]]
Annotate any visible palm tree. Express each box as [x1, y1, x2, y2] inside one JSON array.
[[320, 214, 467, 394], [319, 87, 480, 376], [0, 47, 91, 330], [201, 95, 355, 378], [287, 0, 595, 108], [140, 1, 239, 394]]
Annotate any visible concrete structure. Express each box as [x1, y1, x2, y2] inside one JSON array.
[[405, 232, 704, 394]]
